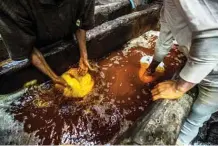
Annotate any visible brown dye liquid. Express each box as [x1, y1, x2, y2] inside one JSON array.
[[7, 41, 186, 145]]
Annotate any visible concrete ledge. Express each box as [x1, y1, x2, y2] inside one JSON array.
[[116, 92, 195, 145], [95, 0, 132, 26]]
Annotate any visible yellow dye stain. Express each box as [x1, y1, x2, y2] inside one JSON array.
[[33, 98, 52, 108], [24, 79, 37, 88], [60, 68, 94, 98]]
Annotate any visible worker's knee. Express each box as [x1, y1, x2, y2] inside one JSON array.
[[191, 101, 209, 117], [187, 101, 212, 127], [198, 84, 218, 105], [190, 88, 218, 119]]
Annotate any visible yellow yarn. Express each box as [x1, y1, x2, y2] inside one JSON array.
[[61, 68, 94, 98]]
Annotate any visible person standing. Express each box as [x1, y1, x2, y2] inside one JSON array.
[[143, 0, 218, 144]]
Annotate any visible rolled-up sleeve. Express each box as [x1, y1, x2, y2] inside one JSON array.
[[0, 0, 36, 61], [80, 0, 95, 30], [179, 38, 218, 83]]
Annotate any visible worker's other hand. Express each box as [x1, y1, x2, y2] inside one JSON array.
[[78, 57, 94, 76], [151, 80, 185, 101], [53, 76, 67, 87]]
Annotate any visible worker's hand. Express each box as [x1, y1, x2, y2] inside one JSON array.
[[54, 83, 65, 93], [151, 80, 185, 101], [78, 57, 94, 76]]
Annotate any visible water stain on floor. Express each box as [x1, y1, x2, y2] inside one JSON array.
[[7, 36, 186, 145]]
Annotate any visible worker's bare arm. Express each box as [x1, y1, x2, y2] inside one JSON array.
[[75, 29, 93, 76], [31, 48, 66, 86], [176, 77, 196, 93]]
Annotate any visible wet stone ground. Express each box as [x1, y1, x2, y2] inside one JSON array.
[[5, 33, 186, 145]]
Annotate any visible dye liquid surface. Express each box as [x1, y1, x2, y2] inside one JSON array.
[[7, 34, 186, 145]]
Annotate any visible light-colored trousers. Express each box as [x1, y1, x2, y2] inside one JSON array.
[[155, 1, 218, 145]]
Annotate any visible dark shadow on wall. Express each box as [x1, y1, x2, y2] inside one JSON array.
[[0, 37, 8, 61]]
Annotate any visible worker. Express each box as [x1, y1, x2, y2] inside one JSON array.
[[0, 0, 95, 87], [143, 0, 218, 145]]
